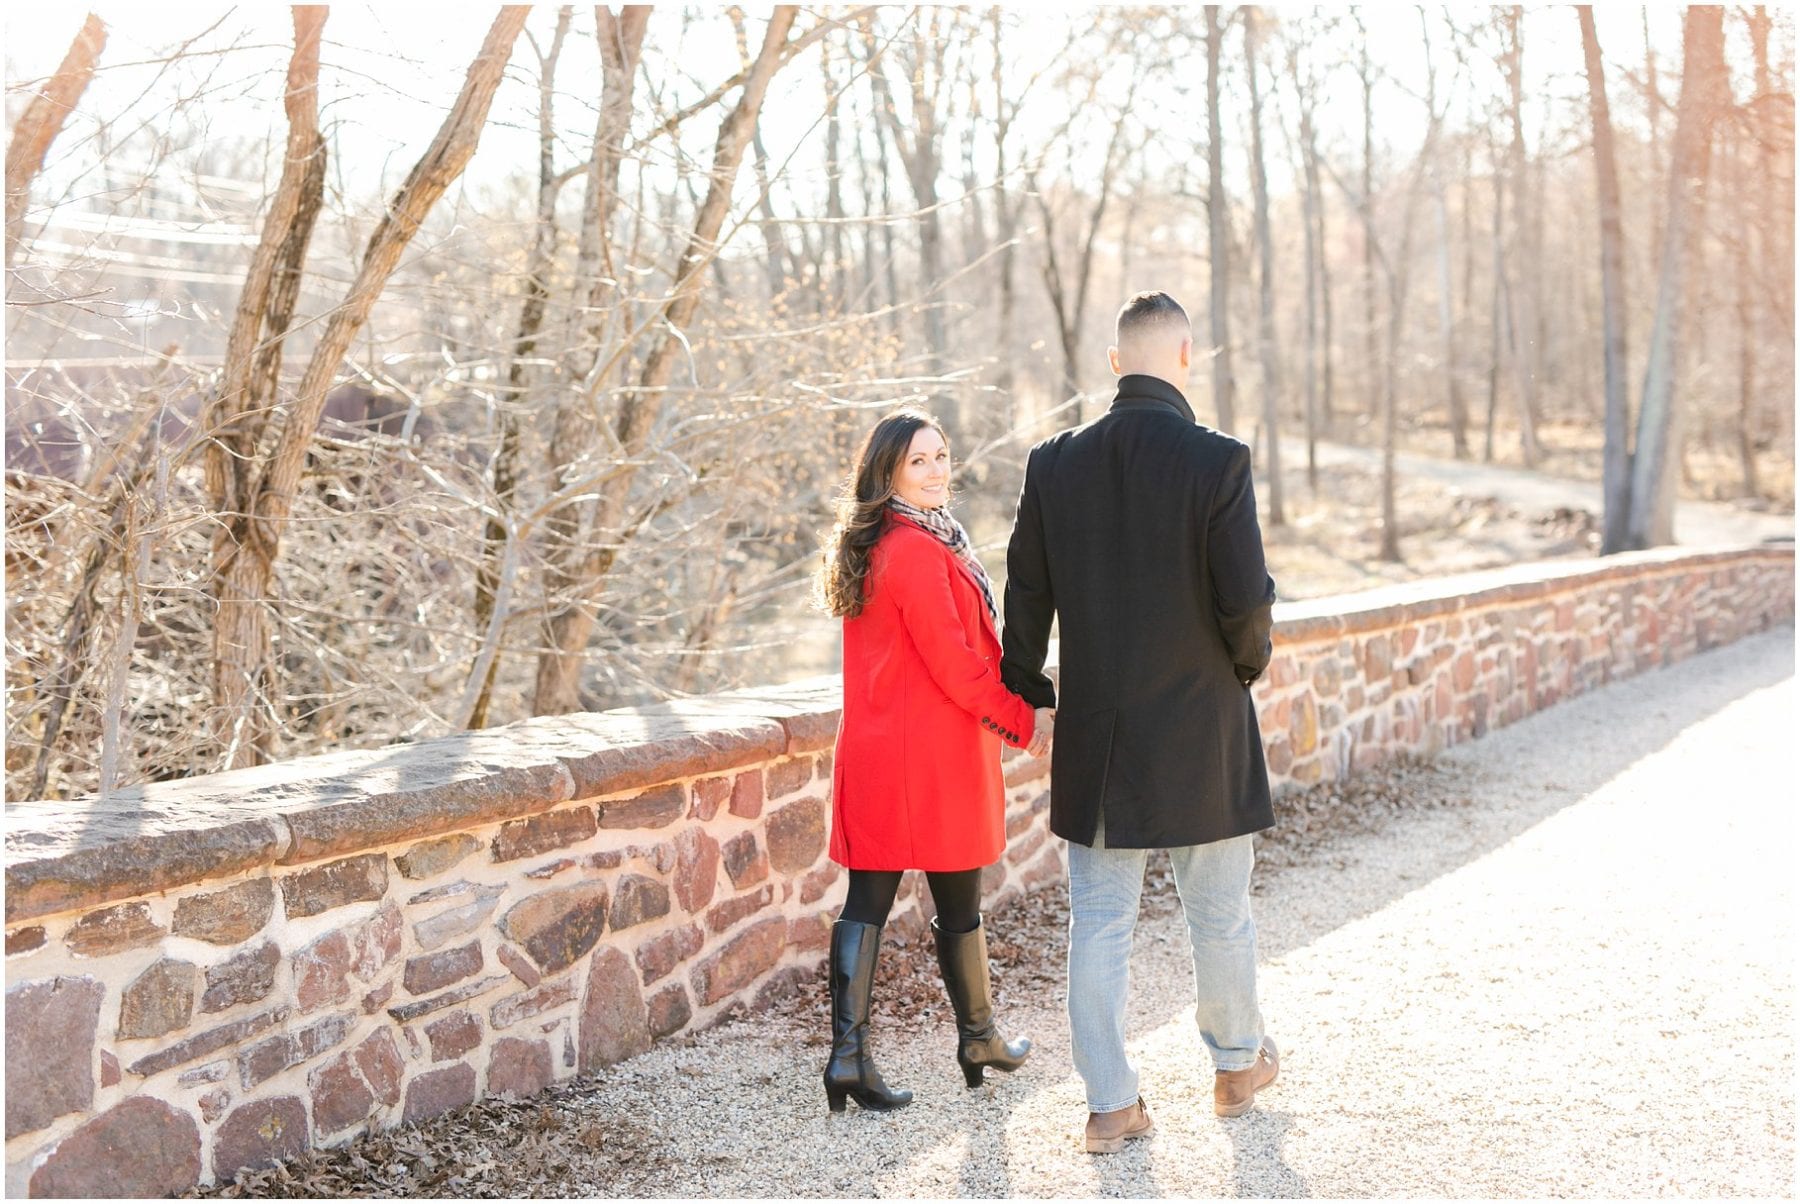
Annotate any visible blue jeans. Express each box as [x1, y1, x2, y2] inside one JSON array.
[[1067, 817, 1265, 1113]]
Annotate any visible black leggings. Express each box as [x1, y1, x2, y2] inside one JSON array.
[[839, 868, 983, 933]]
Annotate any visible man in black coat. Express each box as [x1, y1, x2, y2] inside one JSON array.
[[1002, 291, 1280, 1151]]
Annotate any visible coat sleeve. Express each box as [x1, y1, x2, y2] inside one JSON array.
[[882, 533, 1036, 748], [1207, 442, 1277, 685], [1001, 447, 1058, 709]]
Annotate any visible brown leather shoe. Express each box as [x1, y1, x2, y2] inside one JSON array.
[[1083, 1096, 1154, 1154], [1214, 1037, 1279, 1118]]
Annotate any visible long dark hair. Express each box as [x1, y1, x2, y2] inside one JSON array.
[[817, 408, 945, 619]]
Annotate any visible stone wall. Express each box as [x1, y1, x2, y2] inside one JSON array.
[[4, 543, 1791, 1195]]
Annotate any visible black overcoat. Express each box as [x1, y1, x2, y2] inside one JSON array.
[[1001, 374, 1277, 849]]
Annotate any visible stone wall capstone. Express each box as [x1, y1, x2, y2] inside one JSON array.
[[4, 543, 1791, 1194]]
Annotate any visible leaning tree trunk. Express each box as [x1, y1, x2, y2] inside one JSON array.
[[5, 12, 105, 268], [209, 7, 530, 767], [531, 7, 800, 716], [1205, 5, 1237, 433], [1627, 5, 1727, 550], [1244, 9, 1283, 525], [1579, 7, 1635, 554]]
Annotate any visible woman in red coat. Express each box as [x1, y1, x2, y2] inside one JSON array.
[[816, 407, 1052, 1113]]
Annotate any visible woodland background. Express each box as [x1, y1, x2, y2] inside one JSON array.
[[4, 5, 1793, 802]]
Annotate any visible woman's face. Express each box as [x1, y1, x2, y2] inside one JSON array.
[[890, 425, 950, 510]]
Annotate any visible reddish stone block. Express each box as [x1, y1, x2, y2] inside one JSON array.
[[1363, 634, 1393, 680], [787, 913, 831, 952], [647, 984, 692, 1039], [213, 1095, 308, 1182], [729, 770, 765, 819], [799, 863, 840, 906], [353, 1030, 404, 1106], [404, 941, 484, 996], [426, 1010, 483, 1061], [362, 983, 395, 1014], [29, 1098, 200, 1199], [6, 974, 102, 1139], [492, 807, 597, 863], [1005, 827, 1047, 867], [706, 884, 775, 934], [1020, 851, 1062, 891], [500, 882, 609, 973], [599, 784, 685, 830], [1266, 736, 1294, 776], [1003, 755, 1050, 788], [172, 879, 275, 946], [721, 831, 769, 889], [673, 827, 721, 914], [6, 925, 46, 955], [488, 1037, 553, 1099], [385, 975, 510, 1024], [1453, 650, 1476, 692], [119, 957, 196, 1038], [294, 929, 353, 1013], [403, 1063, 476, 1125], [610, 874, 672, 932], [351, 901, 404, 980], [1311, 656, 1342, 697], [280, 854, 388, 920], [766, 756, 813, 798], [201, 940, 279, 1013], [526, 858, 577, 880], [65, 901, 163, 958], [690, 776, 732, 821], [579, 946, 650, 1071], [1268, 656, 1297, 688], [766, 797, 826, 875], [100, 1049, 120, 1087], [490, 975, 576, 1029], [691, 915, 787, 1006], [1398, 627, 1420, 656], [497, 943, 541, 987], [394, 833, 480, 880], [635, 923, 704, 986], [309, 1052, 375, 1136]]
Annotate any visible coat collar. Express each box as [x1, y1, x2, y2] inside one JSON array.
[[1108, 373, 1197, 424]]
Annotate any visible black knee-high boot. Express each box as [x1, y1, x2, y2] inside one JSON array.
[[823, 919, 913, 1113], [933, 915, 1032, 1087]]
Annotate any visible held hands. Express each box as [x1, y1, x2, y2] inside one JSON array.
[[1026, 707, 1055, 757]]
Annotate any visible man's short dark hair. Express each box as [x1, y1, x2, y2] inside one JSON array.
[[1116, 291, 1190, 342]]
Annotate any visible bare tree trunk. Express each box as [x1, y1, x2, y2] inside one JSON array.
[[1485, 126, 1504, 463], [1205, 5, 1237, 433], [991, 11, 1018, 412], [1294, 64, 1321, 487], [468, 6, 572, 729], [5, 13, 106, 269], [1502, 7, 1542, 467], [201, 7, 330, 765], [1579, 7, 1635, 555], [1627, 5, 1727, 549], [1245, 9, 1284, 525], [1358, 21, 1379, 433], [822, 34, 846, 312], [1310, 98, 1335, 431], [531, 7, 800, 716], [209, 8, 530, 766]]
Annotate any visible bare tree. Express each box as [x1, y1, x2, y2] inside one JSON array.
[[1578, 7, 1634, 554], [1204, 4, 1237, 434], [530, 7, 801, 716], [1499, 7, 1541, 468], [1244, 7, 1284, 524], [208, 8, 531, 765], [1626, 5, 1728, 549], [5, 13, 106, 269]]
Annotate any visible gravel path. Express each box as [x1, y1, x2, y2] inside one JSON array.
[[211, 627, 1795, 1199], [1311, 441, 1795, 547]]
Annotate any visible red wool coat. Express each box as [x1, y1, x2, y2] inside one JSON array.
[[829, 513, 1036, 871]]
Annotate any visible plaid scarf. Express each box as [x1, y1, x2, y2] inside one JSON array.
[[888, 496, 998, 623]]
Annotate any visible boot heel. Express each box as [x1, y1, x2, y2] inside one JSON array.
[[826, 1085, 848, 1113], [962, 1062, 985, 1088]]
